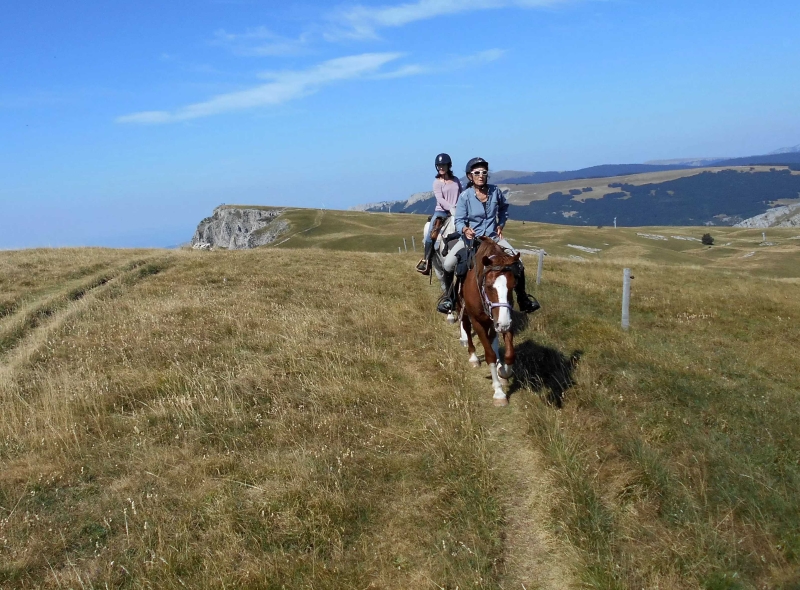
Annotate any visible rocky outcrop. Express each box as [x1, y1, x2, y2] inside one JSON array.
[[734, 203, 800, 228], [350, 200, 405, 213], [351, 191, 436, 213], [191, 206, 288, 250]]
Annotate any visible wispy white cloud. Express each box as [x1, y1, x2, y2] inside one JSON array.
[[328, 0, 574, 39], [117, 47, 506, 124], [451, 48, 506, 67], [212, 26, 311, 56], [371, 64, 430, 79], [117, 52, 404, 124], [371, 47, 505, 78]]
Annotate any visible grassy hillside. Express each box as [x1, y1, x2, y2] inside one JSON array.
[[2, 215, 799, 588], [253, 208, 800, 279]]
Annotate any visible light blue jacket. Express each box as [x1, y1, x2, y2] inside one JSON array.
[[454, 185, 509, 238]]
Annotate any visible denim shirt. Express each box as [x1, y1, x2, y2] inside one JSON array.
[[454, 185, 509, 238]]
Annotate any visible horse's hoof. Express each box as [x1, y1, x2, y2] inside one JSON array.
[[460, 339, 468, 348], [470, 360, 481, 368], [493, 396, 509, 407], [497, 365, 513, 380]]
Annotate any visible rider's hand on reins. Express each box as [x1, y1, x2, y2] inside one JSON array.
[[497, 226, 504, 240], [464, 227, 476, 240]]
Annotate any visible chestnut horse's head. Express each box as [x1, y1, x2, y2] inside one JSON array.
[[477, 241, 521, 333]]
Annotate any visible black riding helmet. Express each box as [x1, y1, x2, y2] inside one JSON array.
[[465, 157, 489, 176], [434, 153, 452, 169]]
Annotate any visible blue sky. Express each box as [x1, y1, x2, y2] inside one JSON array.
[[2, 0, 799, 248]]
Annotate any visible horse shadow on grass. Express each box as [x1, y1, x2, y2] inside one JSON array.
[[504, 337, 582, 408]]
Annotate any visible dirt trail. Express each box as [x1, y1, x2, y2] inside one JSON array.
[[479, 403, 581, 589], [0, 256, 167, 377], [418, 277, 582, 589], [270, 208, 325, 246]]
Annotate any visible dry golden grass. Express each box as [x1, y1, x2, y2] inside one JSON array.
[[0, 248, 574, 589], [509, 253, 800, 589], [2, 227, 799, 589], [0, 248, 154, 319]]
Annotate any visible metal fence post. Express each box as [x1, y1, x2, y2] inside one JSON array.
[[403, 238, 407, 253], [537, 251, 544, 285], [398, 246, 402, 254], [412, 236, 416, 252], [622, 268, 631, 330]]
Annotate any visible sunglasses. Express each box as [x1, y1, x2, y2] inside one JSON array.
[[470, 169, 489, 176]]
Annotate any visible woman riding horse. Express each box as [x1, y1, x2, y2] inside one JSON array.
[[437, 157, 540, 315], [416, 153, 463, 275]]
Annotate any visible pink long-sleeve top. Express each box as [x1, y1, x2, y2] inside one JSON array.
[[432, 177, 463, 213]]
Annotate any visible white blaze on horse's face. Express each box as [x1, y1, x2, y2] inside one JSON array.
[[492, 275, 512, 332]]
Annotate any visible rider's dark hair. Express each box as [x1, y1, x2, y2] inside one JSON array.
[[435, 166, 456, 180]]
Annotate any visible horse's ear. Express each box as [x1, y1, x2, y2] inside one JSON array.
[[482, 256, 492, 267], [513, 253, 521, 262]]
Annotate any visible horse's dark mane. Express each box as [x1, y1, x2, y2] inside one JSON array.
[[475, 238, 516, 275]]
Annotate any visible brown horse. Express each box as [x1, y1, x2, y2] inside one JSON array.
[[460, 237, 520, 406]]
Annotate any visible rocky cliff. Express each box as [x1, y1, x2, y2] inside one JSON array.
[[191, 206, 288, 250], [734, 203, 800, 228]]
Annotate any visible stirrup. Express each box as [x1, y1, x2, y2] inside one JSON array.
[[415, 258, 430, 275], [437, 288, 456, 314], [437, 298, 455, 314]]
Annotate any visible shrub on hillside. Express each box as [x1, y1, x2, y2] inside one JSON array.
[[702, 233, 714, 246]]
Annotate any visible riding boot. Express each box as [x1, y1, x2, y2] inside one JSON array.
[[514, 269, 541, 314], [415, 242, 434, 275], [437, 271, 457, 314]]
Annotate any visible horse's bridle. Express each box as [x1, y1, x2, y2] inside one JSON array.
[[478, 257, 516, 319]]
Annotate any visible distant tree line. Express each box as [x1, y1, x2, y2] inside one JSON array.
[[507, 169, 800, 226]]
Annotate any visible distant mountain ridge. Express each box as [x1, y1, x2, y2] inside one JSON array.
[[353, 143, 800, 227], [496, 150, 800, 186], [769, 144, 800, 155], [499, 163, 690, 185]]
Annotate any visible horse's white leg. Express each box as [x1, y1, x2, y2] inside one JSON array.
[[500, 330, 515, 380], [493, 336, 510, 383], [469, 352, 480, 368], [490, 362, 508, 406], [447, 312, 457, 325], [460, 323, 469, 346]]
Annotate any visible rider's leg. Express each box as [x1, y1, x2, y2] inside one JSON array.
[[417, 211, 447, 274], [497, 239, 541, 314], [512, 265, 540, 313], [437, 240, 464, 313], [416, 241, 434, 274]]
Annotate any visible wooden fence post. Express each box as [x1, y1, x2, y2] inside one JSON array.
[[622, 268, 632, 330], [537, 251, 544, 285]]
